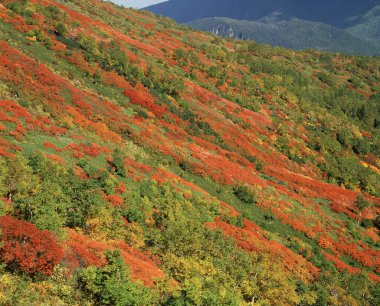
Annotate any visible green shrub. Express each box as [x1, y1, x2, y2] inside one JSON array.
[[233, 185, 256, 204]]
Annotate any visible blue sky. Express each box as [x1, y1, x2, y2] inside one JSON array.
[[111, 0, 167, 9]]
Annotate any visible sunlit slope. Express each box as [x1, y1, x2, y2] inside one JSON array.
[[0, 0, 379, 304]]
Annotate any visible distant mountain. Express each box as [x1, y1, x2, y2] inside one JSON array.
[[145, 0, 380, 55], [346, 5, 380, 42], [145, 0, 380, 28], [189, 17, 380, 55]]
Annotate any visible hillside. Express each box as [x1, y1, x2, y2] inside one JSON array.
[[0, 0, 380, 305], [188, 17, 380, 55]]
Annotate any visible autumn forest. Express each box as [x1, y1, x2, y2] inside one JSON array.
[[0, 0, 379, 305]]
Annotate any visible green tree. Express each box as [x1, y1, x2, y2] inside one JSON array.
[[233, 185, 256, 204], [14, 180, 70, 234], [2, 155, 35, 202], [355, 194, 369, 225], [111, 148, 126, 177], [79, 251, 158, 305]]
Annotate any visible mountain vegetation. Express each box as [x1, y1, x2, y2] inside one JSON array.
[[0, 0, 379, 305]]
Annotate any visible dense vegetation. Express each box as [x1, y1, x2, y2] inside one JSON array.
[[0, 0, 379, 305]]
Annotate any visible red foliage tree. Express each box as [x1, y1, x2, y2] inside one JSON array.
[[124, 84, 165, 118], [0, 216, 64, 275], [106, 194, 125, 207]]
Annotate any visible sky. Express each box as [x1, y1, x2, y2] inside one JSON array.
[[111, 0, 167, 9]]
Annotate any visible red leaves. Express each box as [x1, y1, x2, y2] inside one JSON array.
[[369, 273, 380, 283], [44, 153, 64, 164], [115, 182, 127, 194], [334, 238, 380, 270], [322, 251, 361, 274], [45, 141, 111, 159], [208, 218, 319, 283], [65, 230, 165, 286], [318, 235, 334, 250], [124, 158, 153, 174], [124, 84, 165, 118], [0, 0, 378, 291], [0, 216, 63, 275], [0, 43, 123, 143], [68, 143, 111, 158], [44, 142, 60, 151], [106, 194, 124, 207]]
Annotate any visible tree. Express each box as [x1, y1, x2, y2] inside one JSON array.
[[0, 199, 5, 217], [111, 148, 126, 177], [78, 251, 158, 305], [233, 185, 256, 205], [2, 155, 35, 202], [355, 194, 369, 225], [55, 23, 68, 37], [65, 172, 105, 229], [336, 129, 352, 148], [374, 215, 380, 230], [353, 138, 371, 155], [14, 180, 70, 234]]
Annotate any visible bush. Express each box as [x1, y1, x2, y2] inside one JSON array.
[[111, 148, 126, 177], [233, 185, 256, 204], [373, 215, 380, 230], [360, 219, 373, 228], [0, 216, 63, 275], [353, 138, 371, 155], [78, 251, 158, 305]]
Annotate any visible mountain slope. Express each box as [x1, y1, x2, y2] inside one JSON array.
[[145, 0, 379, 27], [189, 17, 380, 55], [0, 0, 379, 304]]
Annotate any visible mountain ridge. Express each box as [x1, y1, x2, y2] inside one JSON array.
[[188, 17, 380, 55], [145, 0, 380, 27], [145, 0, 380, 54], [346, 5, 380, 41]]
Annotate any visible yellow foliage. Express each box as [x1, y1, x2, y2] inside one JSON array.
[[59, 115, 75, 128], [217, 49, 227, 60], [269, 135, 278, 144], [361, 161, 380, 175], [251, 254, 302, 306], [87, 206, 128, 241], [352, 126, 363, 139], [163, 253, 218, 280], [273, 75, 283, 83], [26, 35, 37, 42], [328, 286, 359, 306], [166, 95, 179, 108], [125, 222, 146, 249]]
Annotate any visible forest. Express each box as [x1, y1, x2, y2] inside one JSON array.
[[0, 0, 379, 305]]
